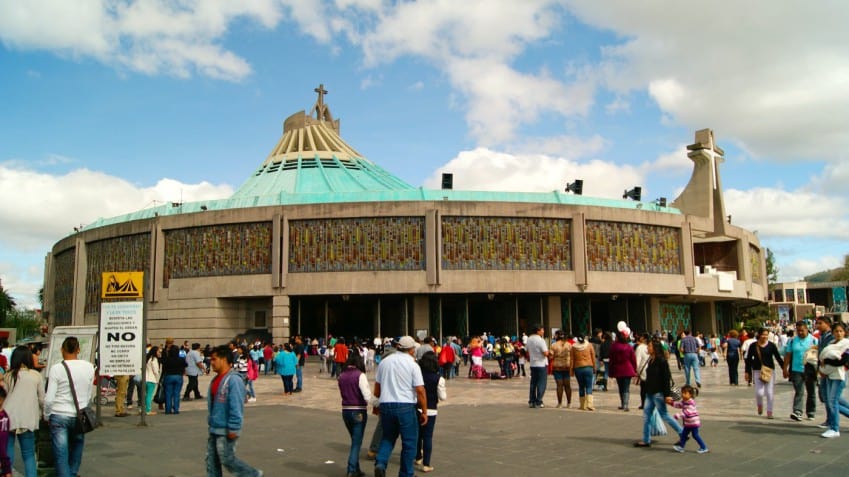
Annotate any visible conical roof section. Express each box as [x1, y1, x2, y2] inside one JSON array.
[[232, 84, 414, 199]]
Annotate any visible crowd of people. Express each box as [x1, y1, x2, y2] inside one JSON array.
[[1, 314, 848, 476]]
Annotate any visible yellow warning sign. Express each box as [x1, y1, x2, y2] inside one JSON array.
[[102, 272, 144, 299]]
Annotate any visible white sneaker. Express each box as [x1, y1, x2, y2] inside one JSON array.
[[248, 397, 257, 403], [821, 429, 840, 438]]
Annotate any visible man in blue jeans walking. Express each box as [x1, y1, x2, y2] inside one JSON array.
[[373, 336, 427, 477], [206, 345, 263, 477], [679, 330, 702, 388], [526, 324, 550, 408]]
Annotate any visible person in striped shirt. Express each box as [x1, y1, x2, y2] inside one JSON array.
[[671, 385, 709, 454]]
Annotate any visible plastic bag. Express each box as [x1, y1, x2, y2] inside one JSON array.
[[650, 409, 667, 436]]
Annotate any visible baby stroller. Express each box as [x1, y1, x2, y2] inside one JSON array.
[[98, 375, 117, 405], [595, 368, 608, 391]]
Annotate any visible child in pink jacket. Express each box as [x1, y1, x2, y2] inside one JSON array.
[[672, 385, 709, 454]]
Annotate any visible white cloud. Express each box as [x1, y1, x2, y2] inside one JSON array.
[[445, 57, 594, 144], [605, 96, 630, 115], [341, 0, 588, 145], [725, 187, 849, 240], [511, 134, 606, 160], [422, 147, 642, 199], [778, 255, 843, 283], [0, 0, 284, 81], [0, 259, 44, 310], [565, 0, 849, 162], [360, 74, 382, 90], [0, 162, 233, 252]]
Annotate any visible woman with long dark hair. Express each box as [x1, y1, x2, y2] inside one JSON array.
[[415, 351, 446, 473], [162, 345, 186, 414], [4, 345, 44, 477], [338, 352, 374, 477], [143, 346, 162, 415], [634, 338, 683, 447], [744, 327, 784, 419], [608, 331, 637, 411]]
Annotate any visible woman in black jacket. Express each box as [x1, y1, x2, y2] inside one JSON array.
[[634, 338, 683, 447], [162, 345, 187, 414], [745, 328, 784, 419]]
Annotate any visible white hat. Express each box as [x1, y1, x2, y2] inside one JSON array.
[[397, 336, 417, 350]]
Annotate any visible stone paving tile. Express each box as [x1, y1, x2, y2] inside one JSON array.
[[24, 358, 849, 476]]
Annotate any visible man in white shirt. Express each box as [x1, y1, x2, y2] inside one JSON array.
[[45, 336, 96, 477], [372, 336, 426, 477], [526, 324, 550, 408]]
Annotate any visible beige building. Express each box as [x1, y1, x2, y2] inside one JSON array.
[[43, 87, 766, 344]]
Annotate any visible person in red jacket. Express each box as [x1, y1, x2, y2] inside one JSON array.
[[437, 341, 455, 379], [608, 331, 637, 411], [333, 337, 349, 378]]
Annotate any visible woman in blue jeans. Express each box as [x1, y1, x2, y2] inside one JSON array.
[[162, 345, 187, 414], [570, 336, 597, 410], [4, 346, 44, 477], [338, 352, 374, 477], [415, 352, 446, 473], [818, 322, 849, 438], [634, 338, 683, 447]]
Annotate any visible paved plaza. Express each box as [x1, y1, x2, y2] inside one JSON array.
[[28, 358, 849, 476]]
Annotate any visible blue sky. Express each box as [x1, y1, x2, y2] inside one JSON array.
[[2, 0, 848, 309]]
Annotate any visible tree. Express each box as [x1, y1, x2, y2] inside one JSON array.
[[831, 254, 849, 281], [0, 282, 16, 326], [4, 308, 41, 341], [765, 248, 779, 287], [743, 248, 778, 327]]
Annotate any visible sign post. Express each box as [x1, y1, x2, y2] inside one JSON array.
[[100, 272, 146, 426]]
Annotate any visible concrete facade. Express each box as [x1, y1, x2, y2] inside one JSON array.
[[43, 93, 766, 344]]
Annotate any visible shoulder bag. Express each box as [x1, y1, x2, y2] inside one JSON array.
[[755, 345, 773, 383], [61, 361, 98, 433]]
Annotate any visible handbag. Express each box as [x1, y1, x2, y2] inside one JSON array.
[[804, 347, 819, 366], [153, 380, 166, 404], [61, 361, 98, 433], [668, 377, 682, 401], [756, 345, 773, 383]]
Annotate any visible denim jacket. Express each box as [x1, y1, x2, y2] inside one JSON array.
[[207, 369, 245, 436]]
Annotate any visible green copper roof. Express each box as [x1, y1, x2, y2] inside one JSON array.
[[81, 86, 681, 232], [85, 189, 679, 229]]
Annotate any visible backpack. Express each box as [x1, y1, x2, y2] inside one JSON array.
[[247, 359, 258, 381], [438, 345, 454, 366]]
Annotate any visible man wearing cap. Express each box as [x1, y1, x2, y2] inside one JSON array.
[[373, 336, 427, 477], [526, 325, 550, 408]]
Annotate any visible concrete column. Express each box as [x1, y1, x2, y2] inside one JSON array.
[[546, 295, 562, 333], [73, 237, 88, 325], [648, 298, 662, 333], [271, 295, 291, 343], [426, 210, 439, 285], [412, 295, 429, 336], [693, 302, 716, 335]]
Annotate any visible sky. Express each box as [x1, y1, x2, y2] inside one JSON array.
[[1, 0, 848, 309]]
